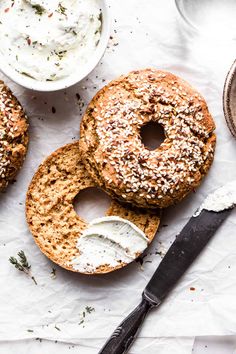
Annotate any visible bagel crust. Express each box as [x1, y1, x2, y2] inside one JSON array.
[[80, 69, 216, 209], [26, 142, 161, 274], [0, 81, 28, 191]]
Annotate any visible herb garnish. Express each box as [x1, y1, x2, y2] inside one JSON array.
[[58, 3, 67, 16], [32, 4, 45, 15], [54, 50, 67, 60], [78, 318, 84, 326], [51, 267, 56, 278], [9, 250, 37, 285], [85, 306, 95, 314], [78, 306, 95, 326], [20, 71, 35, 79]]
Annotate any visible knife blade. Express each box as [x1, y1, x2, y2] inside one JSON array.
[[144, 208, 231, 305], [98, 208, 232, 354]]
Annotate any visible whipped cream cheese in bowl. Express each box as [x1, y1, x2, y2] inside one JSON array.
[[0, 0, 110, 91]]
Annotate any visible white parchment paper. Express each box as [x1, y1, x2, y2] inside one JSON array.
[[1, 0, 236, 353], [0, 337, 195, 354]]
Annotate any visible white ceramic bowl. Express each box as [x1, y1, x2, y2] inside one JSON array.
[[0, 0, 110, 92]]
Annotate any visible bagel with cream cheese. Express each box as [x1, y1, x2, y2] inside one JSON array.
[[26, 142, 161, 274]]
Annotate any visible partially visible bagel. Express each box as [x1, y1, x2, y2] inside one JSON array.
[[80, 68, 216, 209], [26, 142, 161, 274], [0, 82, 28, 191]]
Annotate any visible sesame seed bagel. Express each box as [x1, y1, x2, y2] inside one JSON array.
[[80, 69, 216, 209], [26, 142, 161, 274], [0, 81, 28, 191]]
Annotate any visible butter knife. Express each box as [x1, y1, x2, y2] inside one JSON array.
[[98, 206, 232, 354]]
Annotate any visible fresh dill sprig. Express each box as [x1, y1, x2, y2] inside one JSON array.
[[9, 250, 37, 285]]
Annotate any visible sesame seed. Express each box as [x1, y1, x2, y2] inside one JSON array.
[[90, 71, 214, 205]]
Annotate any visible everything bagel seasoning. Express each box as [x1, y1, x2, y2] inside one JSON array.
[[80, 69, 216, 208]]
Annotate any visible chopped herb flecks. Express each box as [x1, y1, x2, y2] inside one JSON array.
[[32, 4, 45, 16], [78, 306, 95, 327], [57, 3, 67, 16]]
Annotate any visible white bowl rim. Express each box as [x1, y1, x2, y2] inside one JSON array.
[[0, 0, 110, 92]]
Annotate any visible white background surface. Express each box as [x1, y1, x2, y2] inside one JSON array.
[[1, 0, 236, 353]]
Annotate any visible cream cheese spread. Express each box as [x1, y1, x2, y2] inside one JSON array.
[[71, 216, 149, 273], [195, 180, 236, 216], [0, 0, 101, 81]]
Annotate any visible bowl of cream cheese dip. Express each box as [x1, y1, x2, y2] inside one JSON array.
[[0, 0, 110, 91]]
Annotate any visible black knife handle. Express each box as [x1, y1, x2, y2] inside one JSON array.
[[98, 297, 153, 354]]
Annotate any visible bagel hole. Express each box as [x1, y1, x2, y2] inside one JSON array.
[[73, 187, 112, 223], [140, 121, 165, 150]]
